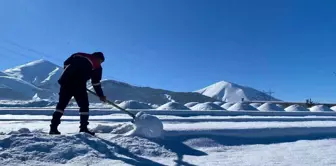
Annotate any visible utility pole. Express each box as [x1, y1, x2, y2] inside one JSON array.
[[262, 90, 275, 101]]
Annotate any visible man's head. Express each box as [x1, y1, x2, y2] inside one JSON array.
[[92, 52, 105, 64]]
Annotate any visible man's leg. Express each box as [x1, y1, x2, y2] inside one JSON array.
[[74, 88, 94, 135], [50, 86, 73, 134]]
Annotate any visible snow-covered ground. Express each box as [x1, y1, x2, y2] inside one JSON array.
[[1, 109, 336, 165]]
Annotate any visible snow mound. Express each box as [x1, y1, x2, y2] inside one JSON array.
[[330, 106, 336, 111], [195, 81, 279, 102], [285, 104, 310, 112], [191, 102, 225, 111], [221, 102, 235, 109], [250, 103, 263, 108], [150, 104, 160, 109], [94, 112, 164, 139], [117, 100, 153, 110], [93, 124, 135, 135], [184, 102, 199, 108], [110, 136, 173, 157], [129, 112, 164, 138], [227, 102, 258, 111], [0, 128, 171, 165], [258, 103, 285, 112], [309, 105, 334, 112], [157, 102, 190, 110], [213, 101, 224, 105], [114, 100, 123, 104]]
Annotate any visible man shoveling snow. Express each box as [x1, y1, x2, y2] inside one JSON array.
[[50, 52, 107, 135], [49, 52, 164, 138]]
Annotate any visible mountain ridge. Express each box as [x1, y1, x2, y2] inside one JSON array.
[[1, 59, 280, 104]]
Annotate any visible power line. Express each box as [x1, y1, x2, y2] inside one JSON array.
[[0, 39, 64, 63], [0, 45, 35, 60]]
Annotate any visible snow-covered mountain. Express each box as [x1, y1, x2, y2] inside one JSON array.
[[196, 81, 279, 102], [1, 60, 284, 105], [88, 80, 217, 105], [4, 59, 63, 92], [0, 76, 53, 100]]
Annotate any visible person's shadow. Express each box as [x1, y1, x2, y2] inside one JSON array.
[[78, 133, 208, 166], [151, 137, 208, 166]]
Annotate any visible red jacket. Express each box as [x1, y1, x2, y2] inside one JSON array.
[[58, 52, 104, 97]]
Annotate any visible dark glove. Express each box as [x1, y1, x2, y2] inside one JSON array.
[[99, 96, 107, 102]]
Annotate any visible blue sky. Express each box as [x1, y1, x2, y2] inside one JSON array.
[[0, 0, 336, 102]]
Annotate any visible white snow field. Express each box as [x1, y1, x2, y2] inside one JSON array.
[[1, 108, 336, 165]]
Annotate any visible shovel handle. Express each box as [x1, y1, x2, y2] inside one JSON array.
[[86, 89, 136, 119]]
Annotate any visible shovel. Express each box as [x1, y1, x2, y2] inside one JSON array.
[[86, 89, 136, 120]]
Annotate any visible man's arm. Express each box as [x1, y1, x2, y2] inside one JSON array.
[[91, 67, 105, 98]]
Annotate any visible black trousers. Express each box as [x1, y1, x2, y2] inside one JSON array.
[[51, 85, 90, 128], [56, 85, 89, 113]]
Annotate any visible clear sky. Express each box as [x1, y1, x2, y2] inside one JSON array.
[[0, 0, 336, 102]]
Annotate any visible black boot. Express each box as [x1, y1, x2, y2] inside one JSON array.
[[79, 127, 95, 136], [49, 111, 62, 135], [79, 114, 95, 136], [49, 125, 61, 135]]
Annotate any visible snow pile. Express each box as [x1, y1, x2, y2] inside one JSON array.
[[331, 106, 336, 111], [0, 128, 170, 165], [114, 100, 123, 104], [309, 105, 334, 112], [258, 103, 285, 112], [285, 104, 310, 112], [157, 102, 190, 110], [94, 112, 164, 138], [213, 101, 224, 106], [195, 81, 279, 102], [221, 102, 235, 109], [227, 102, 259, 111], [93, 123, 136, 134], [117, 100, 153, 110], [150, 104, 160, 109], [130, 112, 164, 138], [184, 102, 199, 108], [250, 103, 263, 108], [191, 102, 225, 111]]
